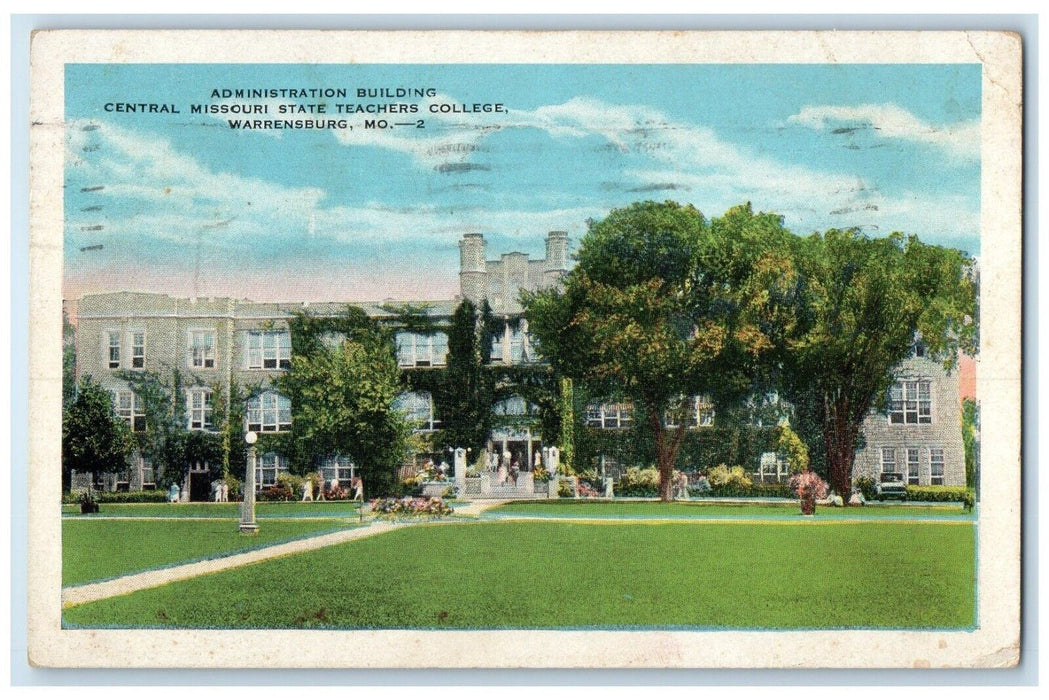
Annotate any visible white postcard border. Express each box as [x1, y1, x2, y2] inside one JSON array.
[[27, 29, 1023, 669]]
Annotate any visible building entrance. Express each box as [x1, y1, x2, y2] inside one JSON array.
[[188, 462, 212, 502], [489, 428, 541, 472]]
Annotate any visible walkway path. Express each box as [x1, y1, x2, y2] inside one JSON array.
[[62, 499, 511, 608]]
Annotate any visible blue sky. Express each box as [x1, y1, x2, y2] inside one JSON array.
[[64, 63, 981, 303]]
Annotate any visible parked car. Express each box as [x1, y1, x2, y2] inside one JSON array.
[[876, 472, 907, 500]]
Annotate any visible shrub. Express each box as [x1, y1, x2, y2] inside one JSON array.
[[905, 485, 975, 510], [276, 472, 305, 497], [224, 475, 243, 501], [532, 466, 551, 483], [788, 471, 829, 500], [77, 491, 99, 513], [616, 467, 660, 497], [417, 462, 449, 482], [325, 484, 349, 501], [576, 468, 600, 485], [558, 480, 573, 498], [394, 475, 422, 498], [707, 465, 753, 495], [259, 484, 294, 501], [854, 476, 878, 502], [689, 481, 789, 499], [577, 481, 600, 498], [65, 489, 169, 504], [776, 425, 810, 473]]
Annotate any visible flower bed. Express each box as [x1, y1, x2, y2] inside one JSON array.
[[369, 496, 454, 518]]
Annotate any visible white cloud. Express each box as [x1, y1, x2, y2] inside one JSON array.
[[64, 120, 596, 253], [331, 92, 505, 169], [787, 104, 980, 159]]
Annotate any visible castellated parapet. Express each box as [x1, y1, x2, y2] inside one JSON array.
[[458, 231, 570, 314]]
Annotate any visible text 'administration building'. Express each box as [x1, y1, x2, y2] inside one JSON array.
[[72, 232, 569, 496], [72, 228, 968, 495]]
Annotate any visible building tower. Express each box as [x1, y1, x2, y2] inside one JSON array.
[[544, 230, 569, 287], [459, 233, 487, 304]]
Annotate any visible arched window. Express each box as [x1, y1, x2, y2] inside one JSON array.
[[493, 396, 538, 416]]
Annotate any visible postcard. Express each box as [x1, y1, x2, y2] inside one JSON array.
[[27, 29, 1022, 668]]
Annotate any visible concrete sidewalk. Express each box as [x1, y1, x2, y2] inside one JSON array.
[[62, 499, 510, 608]]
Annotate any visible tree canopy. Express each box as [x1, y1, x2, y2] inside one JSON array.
[[278, 308, 411, 494], [524, 200, 798, 499], [62, 376, 135, 486], [780, 229, 977, 498]]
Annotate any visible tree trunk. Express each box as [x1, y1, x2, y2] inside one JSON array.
[[823, 398, 857, 502], [649, 407, 685, 502]]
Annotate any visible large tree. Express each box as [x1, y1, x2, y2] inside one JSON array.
[[524, 201, 798, 500], [780, 229, 977, 499], [62, 376, 136, 489], [278, 308, 411, 495]]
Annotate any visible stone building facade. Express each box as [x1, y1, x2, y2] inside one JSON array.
[[850, 354, 968, 487], [71, 232, 569, 497]]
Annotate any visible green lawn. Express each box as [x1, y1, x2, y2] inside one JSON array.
[[63, 518, 353, 585], [63, 520, 976, 629], [487, 500, 972, 518], [62, 501, 364, 518]]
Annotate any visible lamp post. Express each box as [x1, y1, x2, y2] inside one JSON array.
[[239, 431, 259, 534]]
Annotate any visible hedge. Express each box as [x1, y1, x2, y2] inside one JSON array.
[[904, 485, 976, 510], [63, 489, 169, 504], [699, 482, 791, 499]]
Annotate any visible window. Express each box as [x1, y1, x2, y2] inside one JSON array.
[[189, 330, 216, 369], [396, 332, 448, 367], [187, 388, 213, 430], [584, 404, 603, 427], [906, 447, 921, 485], [245, 392, 292, 432], [665, 396, 714, 428], [246, 330, 291, 370], [880, 448, 897, 475], [393, 391, 442, 431], [431, 333, 448, 366], [321, 455, 354, 488], [930, 448, 945, 485], [760, 451, 788, 479], [889, 380, 932, 424], [107, 331, 121, 368], [256, 453, 288, 488], [490, 330, 505, 363], [509, 327, 525, 364], [584, 403, 632, 429], [493, 395, 538, 417], [112, 390, 145, 432], [696, 395, 715, 427], [141, 458, 156, 489], [129, 331, 145, 368]]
